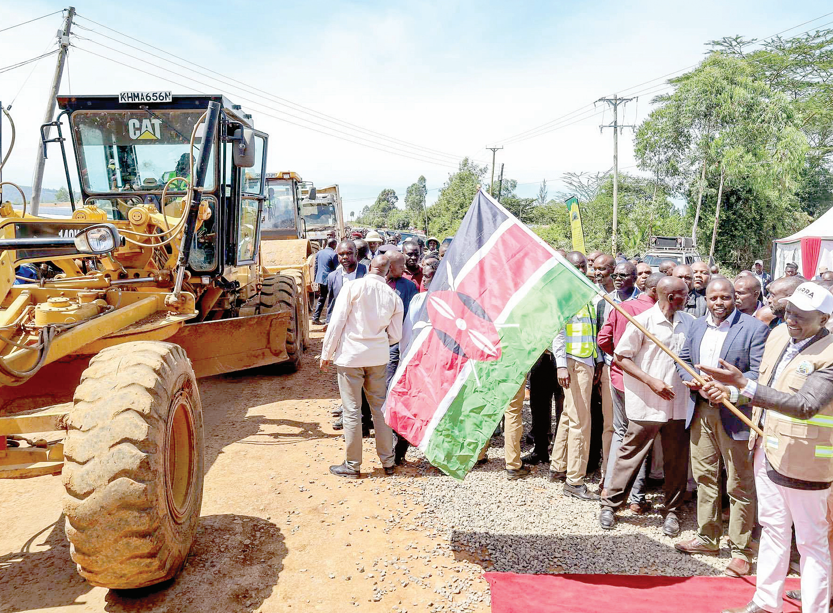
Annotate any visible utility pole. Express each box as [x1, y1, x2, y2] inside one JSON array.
[[497, 163, 504, 204], [486, 146, 503, 197], [597, 94, 635, 255], [30, 6, 75, 215]]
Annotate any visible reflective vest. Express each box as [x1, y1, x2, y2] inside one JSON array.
[[565, 304, 598, 360], [759, 324, 833, 483]]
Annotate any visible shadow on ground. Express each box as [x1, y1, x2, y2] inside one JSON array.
[[0, 514, 286, 613], [449, 530, 721, 576], [199, 335, 340, 472]]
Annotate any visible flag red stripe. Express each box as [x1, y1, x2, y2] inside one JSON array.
[[387, 224, 554, 445], [457, 224, 552, 320]]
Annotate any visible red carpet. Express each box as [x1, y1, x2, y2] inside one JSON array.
[[485, 573, 802, 613]]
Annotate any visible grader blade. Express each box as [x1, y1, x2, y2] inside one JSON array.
[[166, 311, 291, 378]]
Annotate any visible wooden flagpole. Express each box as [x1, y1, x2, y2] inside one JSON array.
[[601, 293, 764, 438]]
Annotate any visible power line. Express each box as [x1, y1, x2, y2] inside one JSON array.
[[0, 10, 63, 35], [71, 35, 465, 168], [73, 13, 476, 164], [0, 49, 60, 75], [493, 10, 833, 148], [71, 44, 462, 169]]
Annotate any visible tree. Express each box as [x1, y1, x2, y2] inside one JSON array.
[[356, 188, 399, 227], [536, 180, 548, 207], [636, 52, 809, 265], [404, 175, 428, 232], [426, 158, 487, 237], [710, 30, 833, 218], [55, 187, 69, 203]]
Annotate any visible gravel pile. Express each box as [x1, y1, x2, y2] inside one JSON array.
[[390, 402, 739, 578]]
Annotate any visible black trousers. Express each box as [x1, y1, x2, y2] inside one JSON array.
[[313, 284, 329, 322], [529, 351, 563, 459]]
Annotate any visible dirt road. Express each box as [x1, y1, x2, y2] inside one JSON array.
[[0, 329, 490, 613]]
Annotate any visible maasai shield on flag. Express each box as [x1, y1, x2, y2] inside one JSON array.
[[385, 189, 599, 479]]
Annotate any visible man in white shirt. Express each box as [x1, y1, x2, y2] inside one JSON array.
[[600, 277, 694, 536], [321, 254, 404, 478]]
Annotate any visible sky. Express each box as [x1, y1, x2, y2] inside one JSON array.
[[0, 0, 830, 220]]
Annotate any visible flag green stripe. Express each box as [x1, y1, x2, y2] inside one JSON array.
[[424, 263, 598, 479]]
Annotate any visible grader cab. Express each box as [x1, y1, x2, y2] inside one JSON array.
[[0, 94, 305, 589]]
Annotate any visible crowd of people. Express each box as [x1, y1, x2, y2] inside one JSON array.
[[312, 233, 833, 613]]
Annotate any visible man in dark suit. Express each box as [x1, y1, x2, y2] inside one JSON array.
[[674, 278, 770, 578], [325, 240, 367, 324], [312, 237, 339, 324]]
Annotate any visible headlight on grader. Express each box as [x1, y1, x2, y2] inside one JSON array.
[[73, 224, 121, 255]]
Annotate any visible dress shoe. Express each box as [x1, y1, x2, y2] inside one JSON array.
[[332, 416, 344, 430], [662, 513, 681, 537], [563, 483, 600, 501], [521, 452, 549, 465], [724, 557, 752, 578], [674, 537, 719, 556], [599, 507, 616, 530], [329, 463, 360, 479], [362, 426, 372, 438], [506, 466, 530, 480], [719, 602, 768, 613], [332, 406, 343, 417], [785, 590, 801, 601], [548, 470, 566, 482], [628, 500, 651, 515], [383, 465, 396, 476], [312, 319, 323, 326]]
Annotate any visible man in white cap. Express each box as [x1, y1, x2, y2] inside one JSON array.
[[700, 282, 833, 613], [365, 231, 383, 259], [753, 260, 772, 295]]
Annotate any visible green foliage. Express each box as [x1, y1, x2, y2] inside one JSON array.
[[356, 188, 399, 228], [635, 51, 811, 266], [426, 158, 487, 237], [55, 187, 69, 202]]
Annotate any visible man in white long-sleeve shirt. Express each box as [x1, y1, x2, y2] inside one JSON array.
[[321, 254, 404, 478]]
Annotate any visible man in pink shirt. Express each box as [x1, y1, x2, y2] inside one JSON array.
[[597, 272, 664, 511]]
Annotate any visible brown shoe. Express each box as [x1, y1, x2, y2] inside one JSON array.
[[674, 537, 719, 556], [720, 602, 767, 613], [628, 500, 651, 514], [724, 557, 752, 578]]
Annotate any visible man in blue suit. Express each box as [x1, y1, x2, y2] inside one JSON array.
[[673, 278, 770, 578], [312, 237, 339, 325]]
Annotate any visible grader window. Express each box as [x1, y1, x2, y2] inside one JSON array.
[[71, 110, 216, 194], [263, 182, 297, 231]]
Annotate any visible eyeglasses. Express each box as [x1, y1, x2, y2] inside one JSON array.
[[611, 273, 634, 279]]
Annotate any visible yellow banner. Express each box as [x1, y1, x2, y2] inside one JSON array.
[[566, 196, 585, 254]]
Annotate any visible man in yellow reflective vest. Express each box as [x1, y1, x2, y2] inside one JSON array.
[[701, 282, 833, 613], [550, 250, 602, 501]]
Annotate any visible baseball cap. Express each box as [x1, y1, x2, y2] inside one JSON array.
[[366, 231, 383, 242], [754, 259, 763, 266], [786, 282, 833, 315]]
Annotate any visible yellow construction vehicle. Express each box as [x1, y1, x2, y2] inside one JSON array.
[[260, 171, 313, 344], [0, 94, 305, 589]]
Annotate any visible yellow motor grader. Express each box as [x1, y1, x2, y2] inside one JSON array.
[[0, 94, 305, 589]]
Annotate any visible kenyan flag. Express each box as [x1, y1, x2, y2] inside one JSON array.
[[385, 189, 599, 479]]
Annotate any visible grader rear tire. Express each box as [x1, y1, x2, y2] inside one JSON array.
[[261, 274, 302, 372], [62, 341, 204, 589]]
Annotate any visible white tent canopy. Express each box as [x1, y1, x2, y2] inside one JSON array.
[[773, 207, 833, 279]]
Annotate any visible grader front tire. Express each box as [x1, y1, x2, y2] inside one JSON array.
[[62, 341, 204, 589], [261, 274, 303, 372]]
